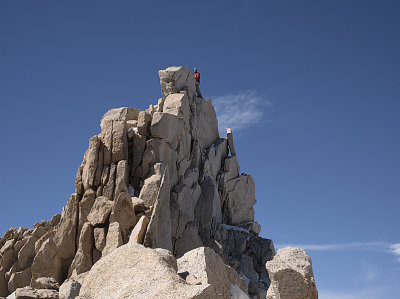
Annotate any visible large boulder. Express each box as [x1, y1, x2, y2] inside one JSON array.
[[30, 237, 64, 284], [78, 243, 211, 299], [53, 194, 79, 260], [163, 93, 191, 126], [150, 112, 179, 144], [222, 174, 256, 225], [158, 66, 196, 100], [137, 110, 152, 137], [86, 197, 113, 226], [100, 108, 139, 165], [177, 247, 248, 298], [101, 107, 140, 126], [266, 247, 318, 299]]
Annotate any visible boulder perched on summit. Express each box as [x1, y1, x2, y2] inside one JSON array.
[[159, 66, 196, 100]]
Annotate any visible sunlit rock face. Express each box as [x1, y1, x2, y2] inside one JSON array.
[[0, 66, 317, 299]]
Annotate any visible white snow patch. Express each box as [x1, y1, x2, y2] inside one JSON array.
[[6, 292, 16, 299], [221, 224, 250, 234], [128, 127, 139, 135]]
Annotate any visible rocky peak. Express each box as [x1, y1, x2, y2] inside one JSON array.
[[0, 66, 317, 299]]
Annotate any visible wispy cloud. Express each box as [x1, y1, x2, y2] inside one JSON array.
[[276, 241, 390, 252], [212, 91, 271, 133], [318, 288, 381, 299], [277, 241, 400, 263], [389, 243, 400, 262]]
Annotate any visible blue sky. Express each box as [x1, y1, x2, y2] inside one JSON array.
[[1, 1, 399, 297]]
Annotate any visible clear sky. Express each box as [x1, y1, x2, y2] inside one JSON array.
[[1, 1, 399, 298]]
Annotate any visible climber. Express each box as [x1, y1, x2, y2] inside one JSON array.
[[193, 68, 203, 98]]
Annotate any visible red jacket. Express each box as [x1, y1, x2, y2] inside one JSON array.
[[194, 72, 200, 84]]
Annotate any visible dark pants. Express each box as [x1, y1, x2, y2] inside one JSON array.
[[195, 83, 203, 98]]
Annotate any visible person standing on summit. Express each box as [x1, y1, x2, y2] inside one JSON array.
[[193, 68, 203, 98]]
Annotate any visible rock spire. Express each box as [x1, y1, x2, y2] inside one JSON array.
[[0, 66, 317, 299]]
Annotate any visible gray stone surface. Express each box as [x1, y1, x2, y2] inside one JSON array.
[[177, 247, 247, 298], [59, 280, 81, 299], [129, 216, 149, 245], [86, 197, 113, 226], [17, 236, 37, 270], [7, 268, 31, 293], [194, 97, 219, 149], [30, 238, 63, 284], [143, 164, 172, 251], [53, 194, 79, 260], [159, 66, 196, 100], [81, 136, 100, 190], [93, 228, 106, 253], [214, 224, 275, 298], [111, 120, 128, 163], [137, 111, 152, 136], [131, 131, 146, 175], [109, 191, 136, 243], [163, 93, 190, 126], [222, 174, 256, 225], [102, 163, 116, 200], [101, 107, 140, 125], [138, 171, 162, 207], [77, 190, 95, 242], [102, 222, 122, 257], [150, 112, 179, 144], [226, 128, 236, 156], [113, 160, 129, 202], [266, 247, 318, 299], [68, 223, 94, 276]]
